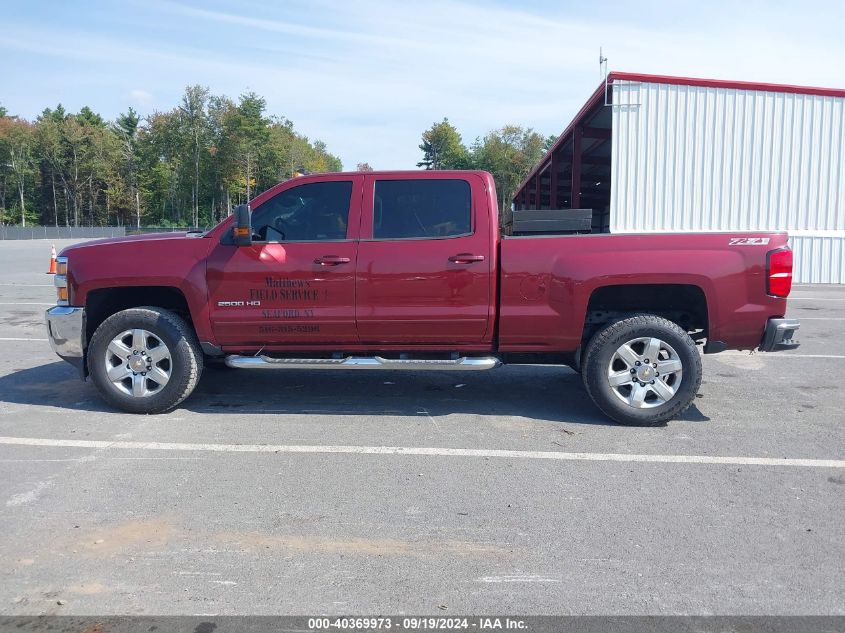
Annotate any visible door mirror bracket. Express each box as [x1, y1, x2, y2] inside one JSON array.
[[233, 204, 252, 246]]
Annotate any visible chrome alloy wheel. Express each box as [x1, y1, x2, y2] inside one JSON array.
[[606, 337, 683, 409], [104, 329, 172, 398]]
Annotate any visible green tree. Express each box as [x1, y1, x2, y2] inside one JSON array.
[[78, 111, 115, 226], [206, 94, 238, 221], [471, 125, 546, 221], [138, 110, 182, 224], [229, 92, 269, 202], [302, 139, 342, 173], [178, 86, 210, 227], [76, 106, 104, 127], [36, 108, 96, 227], [90, 121, 124, 226], [1, 91, 343, 227], [114, 108, 142, 227], [261, 116, 299, 186], [417, 118, 469, 169], [0, 110, 10, 220], [35, 106, 68, 225], [0, 117, 37, 226]]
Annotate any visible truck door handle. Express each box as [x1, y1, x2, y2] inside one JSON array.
[[448, 253, 485, 264], [314, 255, 351, 266]]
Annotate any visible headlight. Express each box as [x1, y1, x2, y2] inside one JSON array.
[[54, 257, 69, 306]]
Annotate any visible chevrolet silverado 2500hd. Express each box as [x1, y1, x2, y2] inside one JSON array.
[[45, 170, 799, 425]]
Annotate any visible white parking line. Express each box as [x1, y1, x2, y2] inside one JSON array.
[[0, 283, 54, 287], [789, 297, 845, 301], [0, 436, 841, 469], [795, 317, 845, 321], [0, 302, 53, 306], [779, 354, 845, 359], [719, 351, 845, 359], [477, 575, 561, 583], [0, 337, 47, 342]]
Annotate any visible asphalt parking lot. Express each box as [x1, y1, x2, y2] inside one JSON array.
[[0, 239, 843, 615]]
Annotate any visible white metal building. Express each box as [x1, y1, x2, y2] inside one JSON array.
[[513, 72, 845, 283]]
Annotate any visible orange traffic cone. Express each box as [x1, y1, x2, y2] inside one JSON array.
[[47, 244, 57, 274]]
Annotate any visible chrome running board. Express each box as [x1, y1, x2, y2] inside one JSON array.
[[224, 355, 501, 371]]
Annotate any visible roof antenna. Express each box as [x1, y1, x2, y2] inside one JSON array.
[[599, 47, 610, 106]]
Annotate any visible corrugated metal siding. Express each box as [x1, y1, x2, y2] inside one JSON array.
[[791, 235, 845, 284], [610, 80, 845, 283]]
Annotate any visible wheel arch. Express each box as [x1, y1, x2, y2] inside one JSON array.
[[85, 286, 193, 346], [582, 283, 709, 347]]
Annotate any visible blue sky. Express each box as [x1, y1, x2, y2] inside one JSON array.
[[1, 0, 844, 170]]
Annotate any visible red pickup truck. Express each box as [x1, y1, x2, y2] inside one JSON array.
[[45, 170, 799, 425]]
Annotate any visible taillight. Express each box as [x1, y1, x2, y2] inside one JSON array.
[[767, 248, 793, 297]]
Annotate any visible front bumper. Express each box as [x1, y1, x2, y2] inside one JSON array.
[[45, 306, 86, 374], [759, 317, 800, 352]]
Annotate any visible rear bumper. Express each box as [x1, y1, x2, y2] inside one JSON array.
[[759, 318, 800, 352], [45, 306, 86, 374]]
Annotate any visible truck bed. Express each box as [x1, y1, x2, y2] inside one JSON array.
[[498, 231, 789, 353]]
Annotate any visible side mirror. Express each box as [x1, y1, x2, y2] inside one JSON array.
[[233, 204, 252, 246]]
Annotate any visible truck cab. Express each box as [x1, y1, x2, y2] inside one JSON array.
[[207, 171, 496, 349]]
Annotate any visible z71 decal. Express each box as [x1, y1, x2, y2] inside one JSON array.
[[729, 237, 770, 246]]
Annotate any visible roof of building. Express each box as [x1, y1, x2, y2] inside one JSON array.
[[514, 72, 845, 200], [610, 71, 845, 99]]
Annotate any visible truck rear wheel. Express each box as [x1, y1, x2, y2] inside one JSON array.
[[88, 307, 203, 414], [581, 314, 701, 426]]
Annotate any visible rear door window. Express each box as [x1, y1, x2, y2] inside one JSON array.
[[373, 179, 471, 240]]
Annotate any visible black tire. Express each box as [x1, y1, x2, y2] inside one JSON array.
[[88, 307, 203, 414], [581, 314, 702, 426]]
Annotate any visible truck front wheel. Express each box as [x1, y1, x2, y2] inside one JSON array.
[[88, 307, 203, 414], [581, 315, 702, 426]]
